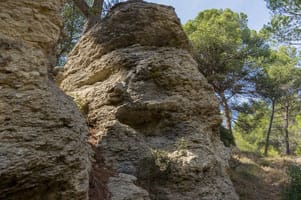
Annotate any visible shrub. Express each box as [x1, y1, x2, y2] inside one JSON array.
[[137, 149, 172, 183], [220, 126, 236, 147], [283, 164, 301, 200], [175, 137, 188, 151]]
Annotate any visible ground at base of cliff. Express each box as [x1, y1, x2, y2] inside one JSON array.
[[230, 150, 301, 200]]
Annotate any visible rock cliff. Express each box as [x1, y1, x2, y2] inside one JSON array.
[[61, 1, 238, 199], [0, 0, 91, 199]]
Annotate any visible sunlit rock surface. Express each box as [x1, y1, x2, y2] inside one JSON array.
[[61, 1, 238, 199]]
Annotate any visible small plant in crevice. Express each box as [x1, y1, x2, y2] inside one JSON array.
[[175, 137, 188, 151], [69, 93, 89, 115], [220, 126, 236, 147], [282, 164, 301, 200], [137, 149, 172, 184]]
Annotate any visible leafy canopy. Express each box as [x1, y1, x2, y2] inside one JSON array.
[[265, 0, 301, 44], [255, 46, 301, 102], [184, 9, 269, 97]]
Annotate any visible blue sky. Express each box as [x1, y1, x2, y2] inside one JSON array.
[[146, 0, 271, 31]]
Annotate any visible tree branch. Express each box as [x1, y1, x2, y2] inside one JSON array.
[[73, 0, 91, 18], [92, 0, 104, 16]]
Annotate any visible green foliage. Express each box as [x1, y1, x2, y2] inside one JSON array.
[[234, 95, 301, 156], [234, 132, 257, 152], [236, 46, 301, 156], [266, 46, 299, 92], [175, 137, 188, 151], [234, 101, 271, 155], [253, 46, 300, 104], [57, 0, 86, 65], [288, 114, 301, 155], [57, 0, 122, 65], [235, 101, 268, 134], [138, 149, 172, 183], [283, 165, 301, 200], [220, 126, 236, 147], [184, 9, 269, 132], [184, 9, 269, 95], [265, 0, 301, 43]]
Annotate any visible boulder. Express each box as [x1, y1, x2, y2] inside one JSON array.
[[61, 1, 238, 199], [0, 0, 91, 199]]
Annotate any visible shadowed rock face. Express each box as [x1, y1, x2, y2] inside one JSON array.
[[61, 1, 238, 199], [0, 0, 91, 199]]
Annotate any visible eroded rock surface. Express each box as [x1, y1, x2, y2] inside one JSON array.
[[0, 0, 91, 199], [61, 1, 238, 199]]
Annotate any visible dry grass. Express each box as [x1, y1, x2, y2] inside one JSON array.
[[230, 150, 299, 200]]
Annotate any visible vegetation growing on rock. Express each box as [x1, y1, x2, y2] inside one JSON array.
[[2, 0, 301, 199]]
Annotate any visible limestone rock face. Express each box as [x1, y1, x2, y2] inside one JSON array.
[[61, 1, 238, 199], [108, 173, 150, 200], [0, 1, 91, 199]]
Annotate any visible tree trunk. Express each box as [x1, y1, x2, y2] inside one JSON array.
[[93, 0, 104, 15], [284, 101, 290, 155], [220, 92, 232, 133], [264, 100, 275, 157], [73, 0, 91, 18], [73, 0, 103, 32]]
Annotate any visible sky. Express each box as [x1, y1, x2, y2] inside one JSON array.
[[146, 0, 271, 31]]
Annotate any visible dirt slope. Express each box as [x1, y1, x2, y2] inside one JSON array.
[[230, 150, 300, 200]]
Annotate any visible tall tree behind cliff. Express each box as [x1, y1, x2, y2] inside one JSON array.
[[257, 46, 301, 156], [57, 0, 122, 65], [235, 46, 301, 156], [184, 9, 269, 133]]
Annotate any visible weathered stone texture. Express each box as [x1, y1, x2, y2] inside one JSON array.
[[61, 1, 238, 200], [108, 173, 150, 200], [0, 0, 91, 199]]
